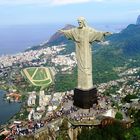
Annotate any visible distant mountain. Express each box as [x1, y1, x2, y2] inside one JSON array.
[[27, 19, 140, 58], [90, 23, 140, 84], [47, 24, 75, 46], [107, 24, 140, 56], [25, 24, 75, 52], [136, 15, 140, 25], [96, 23, 140, 66], [54, 22, 140, 90]]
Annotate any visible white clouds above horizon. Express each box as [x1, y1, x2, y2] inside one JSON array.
[[0, 0, 105, 6], [0, 0, 139, 25], [53, 0, 104, 5], [0, 0, 139, 6], [0, 0, 46, 5], [50, 0, 91, 5]]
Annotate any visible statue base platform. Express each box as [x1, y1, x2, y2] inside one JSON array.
[[73, 88, 98, 109]]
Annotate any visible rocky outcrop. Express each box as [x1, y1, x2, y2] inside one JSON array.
[[47, 24, 75, 46], [136, 15, 140, 25]]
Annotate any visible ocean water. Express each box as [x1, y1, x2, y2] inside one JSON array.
[[0, 90, 21, 125], [0, 23, 127, 56], [0, 24, 61, 56]]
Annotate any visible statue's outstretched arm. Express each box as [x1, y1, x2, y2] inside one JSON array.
[[104, 32, 113, 36], [58, 29, 66, 33], [58, 29, 74, 41]]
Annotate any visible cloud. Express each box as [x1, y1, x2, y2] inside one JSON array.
[[0, 0, 48, 5], [128, 9, 140, 14], [50, 0, 91, 5], [0, 0, 104, 6], [50, 0, 104, 5], [0, 0, 140, 6]]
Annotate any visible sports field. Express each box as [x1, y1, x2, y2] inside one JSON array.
[[22, 67, 53, 87]]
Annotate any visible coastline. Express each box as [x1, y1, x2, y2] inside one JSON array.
[[0, 90, 22, 126]]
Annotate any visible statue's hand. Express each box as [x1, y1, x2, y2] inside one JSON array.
[[58, 29, 65, 33], [104, 32, 113, 36]]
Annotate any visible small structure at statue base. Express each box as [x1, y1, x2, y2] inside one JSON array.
[[73, 88, 97, 109]]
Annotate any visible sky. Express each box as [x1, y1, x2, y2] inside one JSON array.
[[0, 0, 140, 26]]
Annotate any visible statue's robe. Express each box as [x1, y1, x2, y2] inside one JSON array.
[[63, 27, 105, 90]]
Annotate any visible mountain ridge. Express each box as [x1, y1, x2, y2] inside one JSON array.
[[47, 24, 75, 46], [107, 24, 140, 56], [136, 15, 140, 25], [27, 15, 140, 59]]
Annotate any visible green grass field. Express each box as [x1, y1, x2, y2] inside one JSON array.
[[26, 67, 36, 77], [22, 67, 53, 87], [33, 79, 51, 86], [33, 68, 48, 80]]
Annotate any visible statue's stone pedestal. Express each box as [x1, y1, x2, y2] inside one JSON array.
[[73, 88, 98, 109]]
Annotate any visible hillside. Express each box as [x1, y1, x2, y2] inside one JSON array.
[[47, 24, 75, 46], [53, 23, 140, 90], [136, 15, 140, 25], [107, 24, 140, 56]]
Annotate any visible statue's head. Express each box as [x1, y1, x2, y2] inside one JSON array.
[[77, 17, 87, 28]]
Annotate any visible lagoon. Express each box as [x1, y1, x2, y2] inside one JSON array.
[[0, 90, 21, 125]]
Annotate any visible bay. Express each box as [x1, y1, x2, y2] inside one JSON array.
[[0, 90, 21, 125], [0, 24, 61, 56]]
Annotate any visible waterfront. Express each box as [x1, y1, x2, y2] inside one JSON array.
[[0, 24, 61, 55], [0, 90, 21, 125]]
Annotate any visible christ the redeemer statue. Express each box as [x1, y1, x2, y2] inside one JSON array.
[[60, 17, 111, 108], [60, 17, 110, 90]]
